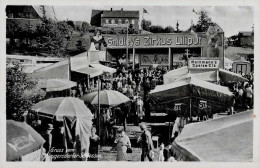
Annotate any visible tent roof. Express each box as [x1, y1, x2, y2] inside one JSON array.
[[151, 76, 233, 96], [90, 63, 116, 74], [32, 53, 103, 79], [219, 68, 248, 82], [73, 67, 103, 78], [175, 110, 253, 161], [163, 66, 247, 84]]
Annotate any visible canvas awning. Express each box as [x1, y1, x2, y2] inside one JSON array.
[[164, 66, 216, 84], [219, 68, 248, 82], [163, 66, 247, 84], [72, 67, 103, 78], [150, 76, 234, 107], [32, 54, 104, 79], [172, 110, 253, 161], [32, 60, 70, 80], [90, 63, 116, 74]]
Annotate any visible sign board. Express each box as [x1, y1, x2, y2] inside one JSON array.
[[199, 100, 207, 110], [104, 33, 208, 48], [174, 103, 182, 111], [188, 59, 220, 69]]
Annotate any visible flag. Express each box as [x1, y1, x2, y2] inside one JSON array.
[[143, 8, 148, 14]]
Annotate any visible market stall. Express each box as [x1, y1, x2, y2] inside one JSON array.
[[171, 110, 253, 161], [149, 76, 234, 118]]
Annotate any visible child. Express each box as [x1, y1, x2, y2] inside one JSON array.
[[158, 143, 165, 162]]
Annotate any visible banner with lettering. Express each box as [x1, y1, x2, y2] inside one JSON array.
[[104, 33, 208, 48]]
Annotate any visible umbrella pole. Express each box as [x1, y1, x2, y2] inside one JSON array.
[[98, 75, 101, 138]]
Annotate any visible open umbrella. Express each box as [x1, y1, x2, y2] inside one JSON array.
[[31, 97, 93, 120], [7, 120, 45, 161], [81, 90, 130, 107], [31, 97, 93, 156], [38, 79, 77, 92]]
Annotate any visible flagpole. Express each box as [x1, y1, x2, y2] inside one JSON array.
[[126, 23, 129, 71]]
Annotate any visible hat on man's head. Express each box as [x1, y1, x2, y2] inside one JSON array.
[[117, 127, 124, 133], [46, 124, 54, 130]]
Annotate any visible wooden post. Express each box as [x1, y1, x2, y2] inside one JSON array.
[[168, 47, 171, 70], [132, 48, 135, 70]]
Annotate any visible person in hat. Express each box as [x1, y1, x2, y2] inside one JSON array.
[[42, 124, 53, 155], [114, 127, 131, 161], [138, 123, 154, 161]]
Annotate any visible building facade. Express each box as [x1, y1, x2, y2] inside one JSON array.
[[91, 8, 139, 34], [238, 31, 254, 47], [102, 25, 225, 70]]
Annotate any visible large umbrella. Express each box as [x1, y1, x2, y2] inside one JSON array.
[[7, 120, 45, 161], [31, 97, 93, 120], [31, 97, 93, 156], [81, 90, 130, 107], [38, 79, 77, 92]]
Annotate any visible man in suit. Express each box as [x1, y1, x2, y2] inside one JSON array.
[[138, 123, 154, 161]]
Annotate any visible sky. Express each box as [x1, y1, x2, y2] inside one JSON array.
[[47, 6, 253, 37]]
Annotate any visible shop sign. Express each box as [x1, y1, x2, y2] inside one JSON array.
[[105, 34, 205, 48], [199, 100, 207, 109], [174, 103, 182, 111], [188, 59, 220, 69]]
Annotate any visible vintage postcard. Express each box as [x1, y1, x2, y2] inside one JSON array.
[[1, 0, 259, 168]]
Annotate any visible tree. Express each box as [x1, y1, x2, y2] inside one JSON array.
[[67, 20, 75, 29], [81, 22, 90, 33], [141, 19, 152, 31], [150, 25, 164, 33], [6, 64, 45, 121], [31, 20, 74, 57], [194, 10, 215, 32], [164, 26, 175, 33]]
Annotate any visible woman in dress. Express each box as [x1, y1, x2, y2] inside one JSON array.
[[114, 128, 131, 161], [88, 127, 100, 161], [91, 30, 107, 50]]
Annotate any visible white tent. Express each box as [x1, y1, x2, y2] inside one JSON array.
[[172, 110, 253, 161]]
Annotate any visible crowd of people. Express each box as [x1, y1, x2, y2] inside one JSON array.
[[221, 71, 254, 112]]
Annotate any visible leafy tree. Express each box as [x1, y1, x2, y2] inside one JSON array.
[[141, 19, 152, 31], [31, 20, 74, 57], [194, 10, 215, 32], [6, 64, 45, 121], [150, 25, 164, 33], [67, 20, 75, 29], [164, 25, 175, 33], [81, 22, 90, 33]]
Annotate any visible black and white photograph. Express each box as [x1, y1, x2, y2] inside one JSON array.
[[2, 1, 259, 165]]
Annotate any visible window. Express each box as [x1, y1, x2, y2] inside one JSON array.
[[118, 19, 122, 24], [111, 19, 115, 24], [131, 19, 135, 24], [125, 19, 129, 24], [106, 19, 109, 24]]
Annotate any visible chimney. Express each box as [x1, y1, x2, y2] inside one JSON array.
[[121, 8, 123, 11], [111, 8, 113, 11]]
